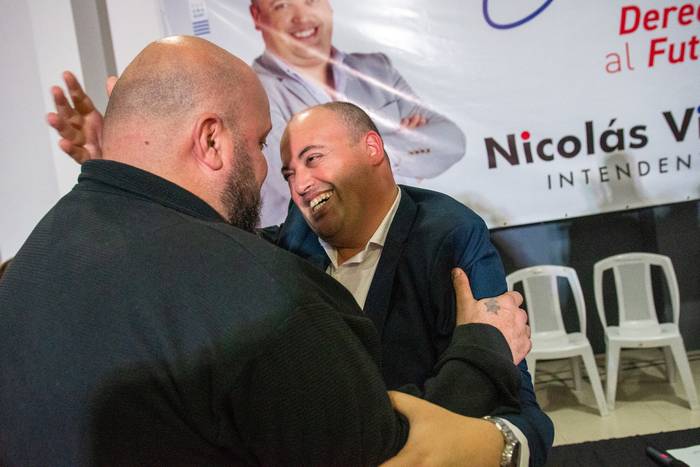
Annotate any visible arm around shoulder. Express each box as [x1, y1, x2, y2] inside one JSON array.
[[230, 302, 408, 465]]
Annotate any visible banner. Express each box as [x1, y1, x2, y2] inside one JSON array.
[[160, 0, 700, 227]]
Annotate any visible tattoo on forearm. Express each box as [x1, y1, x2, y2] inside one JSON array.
[[485, 299, 500, 314]]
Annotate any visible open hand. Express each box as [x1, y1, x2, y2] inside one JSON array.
[[46, 71, 113, 164], [452, 268, 531, 364]]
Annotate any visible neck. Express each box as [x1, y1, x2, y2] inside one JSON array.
[[335, 184, 399, 265], [336, 246, 362, 265], [269, 48, 335, 91], [103, 143, 228, 222], [294, 60, 334, 91]]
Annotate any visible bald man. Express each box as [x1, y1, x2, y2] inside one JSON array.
[[2, 36, 526, 466], [271, 102, 554, 467]]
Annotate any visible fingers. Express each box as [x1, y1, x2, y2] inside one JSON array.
[[386, 390, 422, 418], [51, 85, 88, 137], [401, 114, 428, 129], [400, 114, 427, 129], [106, 75, 118, 97], [47, 112, 85, 145], [58, 139, 91, 164], [493, 291, 523, 309], [63, 70, 96, 116], [51, 86, 73, 119], [452, 268, 475, 307], [506, 290, 523, 307]]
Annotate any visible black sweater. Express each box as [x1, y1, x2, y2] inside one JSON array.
[[0, 160, 519, 466]]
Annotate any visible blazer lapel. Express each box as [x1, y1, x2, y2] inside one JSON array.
[[255, 54, 328, 106], [363, 187, 417, 335], [276, 203, 330, 271]]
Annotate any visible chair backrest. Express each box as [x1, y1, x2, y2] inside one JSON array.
[[593, 253, 680, 336], [506, 265, 587, 344]]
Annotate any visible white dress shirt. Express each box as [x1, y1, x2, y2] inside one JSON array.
[[319, 189, 401, 309]]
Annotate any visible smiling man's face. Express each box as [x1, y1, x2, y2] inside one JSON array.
[[250, 0, 333, 68], [280, 108, 372, 247]]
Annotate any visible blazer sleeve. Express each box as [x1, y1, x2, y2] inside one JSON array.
[[366, 53, 466, 179], [450, 217, 555, 467]]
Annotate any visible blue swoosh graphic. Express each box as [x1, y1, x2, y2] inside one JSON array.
[[483, 0, 555, 30]]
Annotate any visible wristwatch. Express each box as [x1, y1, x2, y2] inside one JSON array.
[[483, 416, 521, 467]]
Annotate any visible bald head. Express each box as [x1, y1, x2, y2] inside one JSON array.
[[101, 36, 271, 230], [282, 102, 387, 163], [317, 102, 383, 146], [104, 36, 263, 143]]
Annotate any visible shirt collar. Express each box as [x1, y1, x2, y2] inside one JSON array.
[[319, 187, 402, 267], [78, 160, 225, 223]]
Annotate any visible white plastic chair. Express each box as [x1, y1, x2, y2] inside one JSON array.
[[507, 265, 608, 416], [594, 253, 699, 410]]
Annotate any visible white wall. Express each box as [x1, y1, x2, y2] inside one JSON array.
[[106, 0, 164, 74], [0, 0, 164, 259], [0, 0, 83, 259]]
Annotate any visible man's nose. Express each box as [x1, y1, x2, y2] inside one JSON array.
[[290, 2, 312, 23], [293, 169, 312, 195]]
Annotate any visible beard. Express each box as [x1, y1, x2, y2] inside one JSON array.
[[220, 144, 261, 232]]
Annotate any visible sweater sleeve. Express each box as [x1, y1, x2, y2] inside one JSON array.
[[230, 303, 408, 466], [397, 323, 521, 417]]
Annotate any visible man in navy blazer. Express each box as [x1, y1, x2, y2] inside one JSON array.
[[266, 102, 554, 466]]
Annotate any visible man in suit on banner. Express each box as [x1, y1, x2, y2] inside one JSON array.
[[249, 0, 466, 225]]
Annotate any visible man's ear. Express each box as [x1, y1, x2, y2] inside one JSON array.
[[193, 114, 225, 171], [364, 130, 385, 166], [250, 4, 262, 31]]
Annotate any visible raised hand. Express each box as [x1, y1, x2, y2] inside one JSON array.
[[46, 71, 110, 164], [452, 268, 532, 364]]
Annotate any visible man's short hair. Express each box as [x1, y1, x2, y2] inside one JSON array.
[[318, 101, 382, 144]]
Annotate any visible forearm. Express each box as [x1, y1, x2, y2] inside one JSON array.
[[397, 323, 521, 417], [233, 304, 409, 465], [383, 118, 466, 179]]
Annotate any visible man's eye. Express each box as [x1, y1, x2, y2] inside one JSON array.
[[259, 141, 268, 150]]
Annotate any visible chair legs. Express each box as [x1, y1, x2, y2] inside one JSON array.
[[605, 342, 621, 410], [663, 347, 676, 382], [604, 342, 698, 411], [668, 341, 700, 410], [571, 357, 583, 391], [580, 348, 608, 416]]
